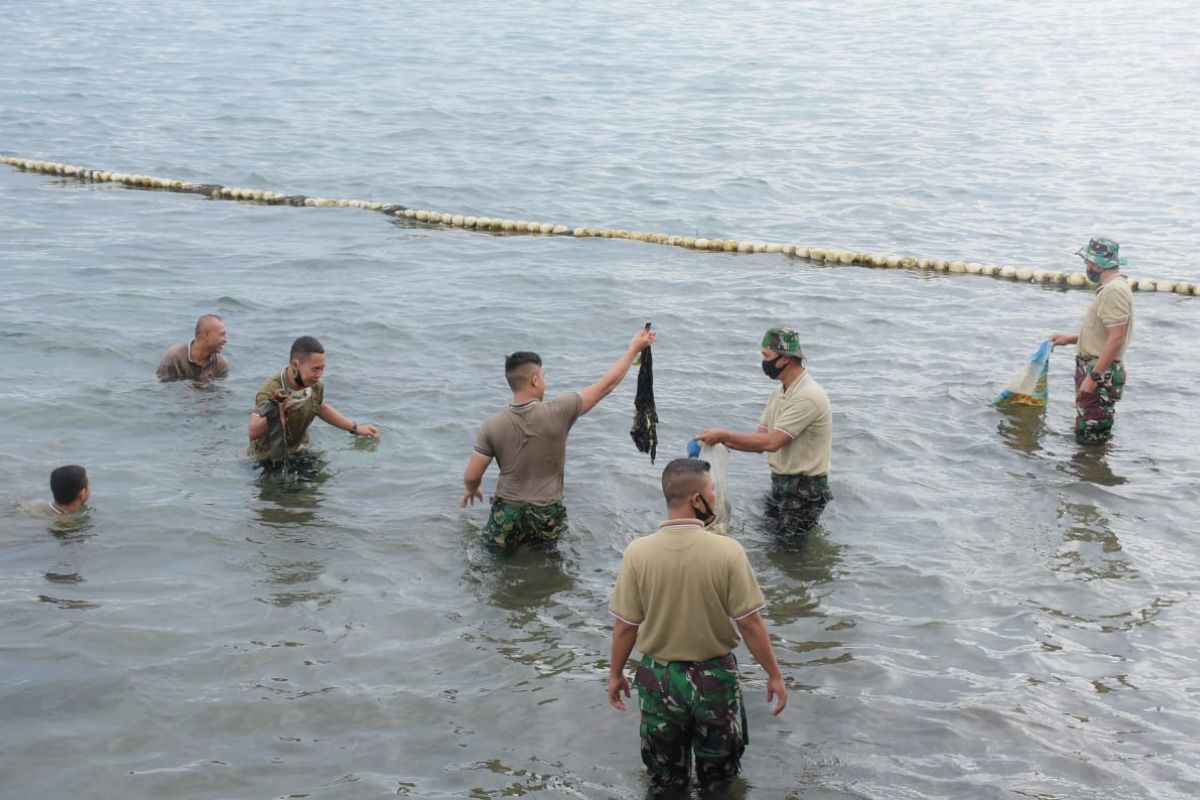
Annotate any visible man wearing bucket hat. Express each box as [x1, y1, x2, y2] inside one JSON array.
[[695, 327, 832, 536], [1049, 237, 1134, 445]]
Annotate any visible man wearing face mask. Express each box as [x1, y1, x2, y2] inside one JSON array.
[[461, 326, 655, 550], [695, 327, 832, 537], [247, 336, 380, 469], [607, 458, 787, 793], [1049, 237, 1135, 446]]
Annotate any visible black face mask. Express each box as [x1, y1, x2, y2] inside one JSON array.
[[761, 356, 788, 379], [693, 494, 717, 526], [1085, 265, 1103, 283]]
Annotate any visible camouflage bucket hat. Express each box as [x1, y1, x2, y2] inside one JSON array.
[[761, 327, 804, 360], [1076, 237, 1128, 269]]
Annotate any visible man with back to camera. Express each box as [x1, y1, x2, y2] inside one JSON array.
[[460, 326, 655, 550], [49, 465, 90, 515], [1049, 237, 1135, 446], [607, 457, 787, 792], [247, 336, 379, 470], [695, 327, 832, 537], [157, 314, 230, 382]]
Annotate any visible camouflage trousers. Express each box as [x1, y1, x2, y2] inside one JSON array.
[[1075, 356, 1126, 446], [766, 473, 831, 538], [634, 652, 747, 790], [484, 497, 568, 551]]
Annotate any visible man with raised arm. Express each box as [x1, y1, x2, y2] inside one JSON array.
[[696, 327, 832, 536], [247, 336, 379, 470], [607, 458, 787, 793], [461, 326, 655, 550], [157, 314, 229, 382]]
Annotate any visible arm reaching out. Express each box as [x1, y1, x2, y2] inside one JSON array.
[[578, 327, 656, 415], [318, 403, 380, 438]]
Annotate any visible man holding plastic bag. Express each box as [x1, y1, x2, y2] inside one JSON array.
[[696, 327, 833, 537], [993, 340, 1053, 407], [1049, 237, 1135, 445]]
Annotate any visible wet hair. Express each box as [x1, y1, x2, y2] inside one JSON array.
[[505, 351, 542, 391], [661, 458, 711, 506], [195, 314, 223, 337], [50, 465, 88, 506], [290, 336, 325, 362]]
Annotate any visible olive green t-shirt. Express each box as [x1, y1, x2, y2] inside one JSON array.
[[1078, 276, 1134, 361], [156, 341, 229, 382], [473, 393, 582, 506], [248, 372, 325, 460], [758, 372, 832, 477], [609, 519, 767, 663]]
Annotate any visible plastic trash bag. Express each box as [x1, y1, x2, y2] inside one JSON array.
[[699, 442, 732, 533], [993, 339, 1052, 407]]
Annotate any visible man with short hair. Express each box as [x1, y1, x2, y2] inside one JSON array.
[[247, 336, 379, 468], [1050, 237, 1135, 445], [461, 326, 655, 550], [49, 465, 90, 515], [696, 327, 832, 537], [608, 458, 787, 792], [157, 314, 230, 381]]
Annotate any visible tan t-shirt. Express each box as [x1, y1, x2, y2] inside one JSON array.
[[609, 519, 767, 662], [1078, 276, 1134, 360], [758, 372, 832, 477], [248, 371, 326, 460], [156, 341, 230, 382], [473, 393, 582, 506]]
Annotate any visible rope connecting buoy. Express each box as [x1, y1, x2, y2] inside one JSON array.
[[2, 155, 1195, 298]]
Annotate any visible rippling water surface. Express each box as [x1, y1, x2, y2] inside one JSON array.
[[2, 2, 1198, 798]]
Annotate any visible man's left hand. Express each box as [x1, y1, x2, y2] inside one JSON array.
[[354, 424, 381, 438], [608, 674, 631, 711], [695, 428, 726, 446], [1077, 377, 1097, 399]]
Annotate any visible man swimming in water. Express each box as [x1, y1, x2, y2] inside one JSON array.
[[48, 465, 90, 515], [157, 314, 229, 382], [461, 326, 655, 550], [247, 336, 379, 470]]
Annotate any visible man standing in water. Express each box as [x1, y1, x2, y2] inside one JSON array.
[[157, 314, 230, 381], [461, 326, 655, 550], [696, 327, 832, 536], [1050, 237, 1135, 446], [247, 336, 379, 470], [608, 458, 787, 792]]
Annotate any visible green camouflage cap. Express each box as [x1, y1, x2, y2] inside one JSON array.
[[1076, 237, 1127, 269], [761, 327, 804, 360]]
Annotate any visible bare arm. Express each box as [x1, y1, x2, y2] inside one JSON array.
[[461, 451, 493, 507], [578, 327, 656, 415], [318, 403, 380, 438], [696, 426, 792, 454], [1049, 332, 1078, 347], [607, 617, 640, 711], [248, 411, 268, 441], [735, 611, 787, 715]]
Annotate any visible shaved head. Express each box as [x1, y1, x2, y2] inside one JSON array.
[[505, 352, 543, 391], [195, 314, 223, 337], [661, 458, 712, 506]]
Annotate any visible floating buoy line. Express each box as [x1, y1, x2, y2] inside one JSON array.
[[3, 155, 1195, 298]]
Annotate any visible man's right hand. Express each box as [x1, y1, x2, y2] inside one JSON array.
[[629, 327, 656, 352], [766, 674, 788, 716], [1049, 332, 1076, 347], [608, 673, 632, 711]]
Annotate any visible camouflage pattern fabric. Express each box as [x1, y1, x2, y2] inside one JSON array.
[[1076, 236, 1127, 269], [766, 472, 831, 538], [1075, 356, 1126, 445], [484, 497, 568, 550], [634, 652, 747, 790], [761, 327, 804, 360]]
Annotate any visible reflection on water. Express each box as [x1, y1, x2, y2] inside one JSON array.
[[1052, 500, 1136, 582], [996, 405, 1048, 455], [461, 522, 577, 613], [250, 461, 340, 607], [758, 523, 843, 626], [1060, 448, 1128, 487]]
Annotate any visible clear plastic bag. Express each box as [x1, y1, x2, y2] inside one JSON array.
[[993, 340, 1052, 407], [699, 442, 732, 533]]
